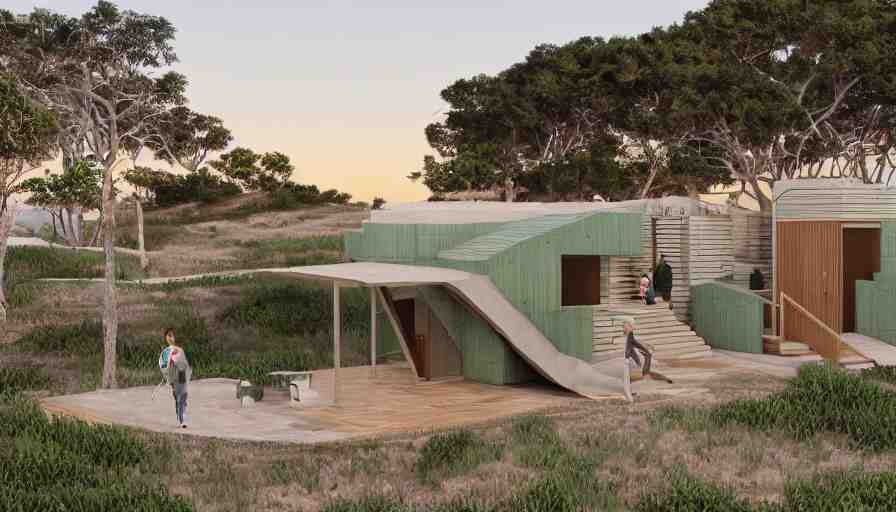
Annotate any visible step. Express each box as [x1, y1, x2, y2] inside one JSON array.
[[654, 345, 712, 359], [634, 330, 700, 342], [597, 334, 705, 347], [595, 317, 684, 328], [763, 340, 815, 356], [649, 341, 708, 352], [592, 343, 622, 352]]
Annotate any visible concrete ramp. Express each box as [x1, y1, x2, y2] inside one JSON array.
[[447, 275, 624, 399]]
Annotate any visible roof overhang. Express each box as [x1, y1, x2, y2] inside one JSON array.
[[259, 262, 474, 287]]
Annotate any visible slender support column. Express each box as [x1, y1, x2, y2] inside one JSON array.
[[333, 283, 341, 405], [370, 287, 377, 377]]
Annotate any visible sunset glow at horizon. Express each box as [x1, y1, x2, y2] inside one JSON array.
[[10, 0, 710, 204]]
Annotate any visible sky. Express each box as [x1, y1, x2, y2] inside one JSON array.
[[8, 0, 711, 204]]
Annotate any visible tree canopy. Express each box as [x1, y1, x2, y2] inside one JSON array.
[[413, 0, 896, 208]]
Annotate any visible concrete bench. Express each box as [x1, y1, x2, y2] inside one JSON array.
[[269, 371, 312, 391]]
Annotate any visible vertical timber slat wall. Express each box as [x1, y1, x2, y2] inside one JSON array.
[[605, 216, 653, 303], [731, 210, 773, 290], [654, 216, 690, 320], [776, 221, 842, 344]]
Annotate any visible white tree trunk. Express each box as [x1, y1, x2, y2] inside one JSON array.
[[100, 181, 118, 389], [0, 200, 18, 323], [136, 200, 148, 271], [504, 176, 515, 203]]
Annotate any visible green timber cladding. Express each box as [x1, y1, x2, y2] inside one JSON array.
[[690, 282, 765, 353], [345, 211, 642, 385]]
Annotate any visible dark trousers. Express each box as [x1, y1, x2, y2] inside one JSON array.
[[625, 337, 652, 374], [173, 390, 188, 424]]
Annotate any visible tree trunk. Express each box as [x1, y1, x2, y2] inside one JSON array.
[[100, 180, 118, 389], [749, 179, 773, 212], [89, 210, 103, 248], [503, 176, 515, 203], [136, 200, 148, 271], [0, 200, 18, 323], [640, 165, 660, 199]]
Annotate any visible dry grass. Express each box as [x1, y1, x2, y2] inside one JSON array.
[[114, 199, 367, 277], [126, 371, 896, 511]]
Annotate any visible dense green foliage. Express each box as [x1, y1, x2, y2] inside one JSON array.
[[416, 0, 896, 206], [415, 429, 502, 484], [0, 392, 191, 511], [221, 280, 369, 337]]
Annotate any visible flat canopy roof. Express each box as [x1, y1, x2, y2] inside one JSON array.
[[263, 262, 474, 287]]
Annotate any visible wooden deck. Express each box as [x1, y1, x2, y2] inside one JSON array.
[[300, 365, 583, 436], [41, 364, 585, 444]]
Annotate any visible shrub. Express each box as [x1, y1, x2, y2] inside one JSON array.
[[712, 364, 896, 451], [18, 320, 103, 356], [634, 472, 755, 512], [0, 366, 51, 396], [784, 471, 896, 511], [220, 281, 369, 336], [860, 365, 896, 385], [151, 168, 241, 207], [415, 429, 501, 484]]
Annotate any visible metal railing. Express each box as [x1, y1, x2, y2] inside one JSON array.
[[779, 292, 842, 362]]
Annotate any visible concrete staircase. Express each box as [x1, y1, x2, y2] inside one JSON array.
[[592, 301, 712, 363]]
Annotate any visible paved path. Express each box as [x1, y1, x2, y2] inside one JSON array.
[[842, 333, 896, 366]]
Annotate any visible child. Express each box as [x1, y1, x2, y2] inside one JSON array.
[[639, 274, 656, 305], [164, 328, 191, 428]]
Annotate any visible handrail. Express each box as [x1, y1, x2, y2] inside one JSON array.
[[780, 292, 841, 362]]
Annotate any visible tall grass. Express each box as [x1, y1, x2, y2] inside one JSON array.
[[0, 391, 191, 511], [220, 281, 370, 336], [415, 429, 502, 484], [652, 364, 896, 452], [4, 247, 145, 307]]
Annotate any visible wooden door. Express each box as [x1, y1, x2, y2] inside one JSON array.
[[842, 227, 881, 332], [776, 221, 842, 341], [393, 299, 424, 373]]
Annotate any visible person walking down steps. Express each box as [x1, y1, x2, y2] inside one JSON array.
[[617, 316, 673, 401], [163, 329, 191, 428]]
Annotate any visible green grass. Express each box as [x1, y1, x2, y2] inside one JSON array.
[[636, 469, 896, 512], [0, 366, 52, 397], [4, 247, 145, 306], [0, 391, 191, 511], [415, 429, 502, 484], [653, 364, 896, 452]]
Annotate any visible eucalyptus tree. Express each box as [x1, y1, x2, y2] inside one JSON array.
[[664, 0, 896, 209], [148, 106, 232, 172], [1, 1, 183, 388]]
